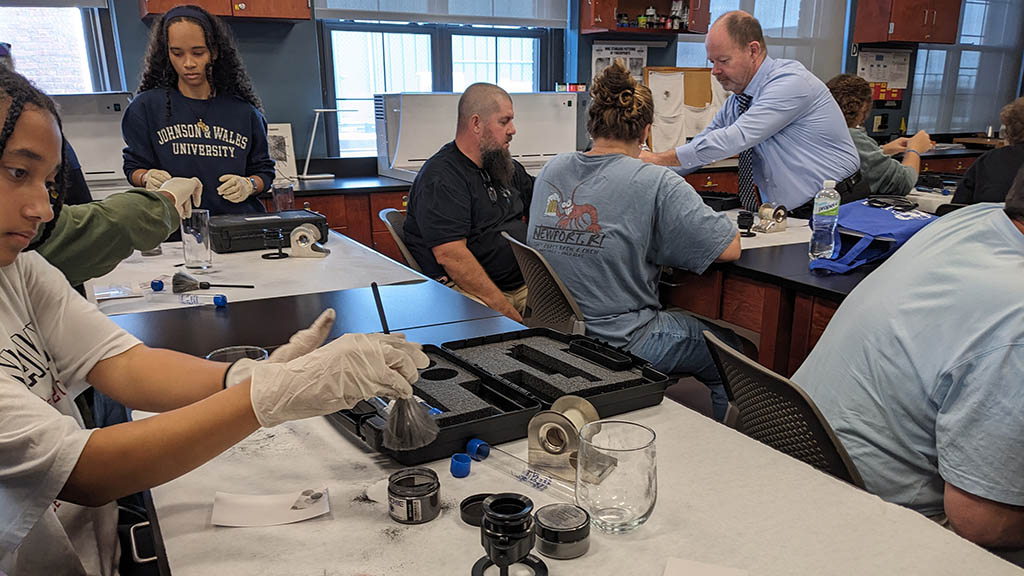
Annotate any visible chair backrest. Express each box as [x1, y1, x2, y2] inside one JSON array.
[[500, 231, 585, 335], [703, 330, 865, 488], [378, 208, 422, 273]]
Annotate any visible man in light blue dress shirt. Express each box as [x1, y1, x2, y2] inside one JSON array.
[[641, 11, 864, 215]]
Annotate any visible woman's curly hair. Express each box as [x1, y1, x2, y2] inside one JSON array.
[[0, 67, 67, 250], [138, 5, 262, 119], [826, 74, 872, 128], [587, 62, 653, 143], [1000, 97, 1024, 146]]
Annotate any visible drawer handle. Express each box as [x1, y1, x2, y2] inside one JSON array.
[[703, 177, 718, 188], [235, 2, 246, 9]]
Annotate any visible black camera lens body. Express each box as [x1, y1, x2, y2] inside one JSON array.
[[737, 210, 756, 237], [472, 493, 548, 576]]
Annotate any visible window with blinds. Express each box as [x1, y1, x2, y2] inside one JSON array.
[[675, 0, 847, 82], [908, 0, 1024, 133]]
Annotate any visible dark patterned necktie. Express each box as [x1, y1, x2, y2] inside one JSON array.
[[735, 93, 759, 212]]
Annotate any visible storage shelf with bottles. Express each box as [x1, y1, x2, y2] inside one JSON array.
[[581, 0, 710, 35]]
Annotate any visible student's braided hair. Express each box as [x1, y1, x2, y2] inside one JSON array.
[[137, 4, 263, 122], [0, 67, 67, 250]]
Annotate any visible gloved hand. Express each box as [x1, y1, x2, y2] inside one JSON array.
[[159, 177, 202, 219], [223, 309, 336, 388], [217, 174, 255, 203], [143, 169, 172, 191], [249, 332, 429, 428]]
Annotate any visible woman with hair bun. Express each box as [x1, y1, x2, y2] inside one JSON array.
[[527, 62, 743, 420], [122, 4, 274, 216]]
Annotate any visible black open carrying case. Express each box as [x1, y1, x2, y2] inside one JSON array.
[[208, 209, 329, 253], [326, 330, 670, 465]]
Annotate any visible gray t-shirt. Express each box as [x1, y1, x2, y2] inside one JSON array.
[[850, 127, 917, 197], [527, 152, 736, 348]]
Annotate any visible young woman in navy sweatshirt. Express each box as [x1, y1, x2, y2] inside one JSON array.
[[122, 4, 274, 215]]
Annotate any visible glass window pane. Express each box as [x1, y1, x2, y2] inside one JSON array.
[[676, 40, 709, 67], [0, 7, 93, 94], [331, 29, 431, 157], [452, 35, 497, 92], [710, 0, 741, 24], [496, 37, 537, 92]]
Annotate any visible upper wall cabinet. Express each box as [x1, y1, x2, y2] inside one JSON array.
[[139, 0, 311, 20], [581, 0, 710, 34], [853, 0, 963, 44]]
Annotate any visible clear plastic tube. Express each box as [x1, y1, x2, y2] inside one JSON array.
[[178, 293, 227, 307], [467, 439, 575, 503]]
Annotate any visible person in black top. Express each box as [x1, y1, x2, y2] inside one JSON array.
[[122, 4, 274, 216], [404, 83, 534, 321], [954, 97, 1024, 205]]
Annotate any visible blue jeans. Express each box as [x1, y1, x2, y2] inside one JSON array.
[[624, 310, 743, 421]]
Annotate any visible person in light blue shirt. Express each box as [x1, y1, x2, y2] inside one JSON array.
[[641, 11, 864, 216], [793, 172, 1024, 553], [528, 63, 742, 420]]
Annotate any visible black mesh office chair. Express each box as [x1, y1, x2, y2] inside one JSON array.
[[703, 330, 865, 488], [500, 231, 585, 334], [378, 208, 422, 273]]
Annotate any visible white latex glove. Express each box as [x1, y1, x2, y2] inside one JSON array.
[[250, 332, 429, 428], [223, 309, 336, 388], [159, 177, 202, 219], [143, 169, 172, 191], [217, 174, 255, 203]]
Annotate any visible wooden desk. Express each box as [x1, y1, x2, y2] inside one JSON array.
[[662, 243, 870, 376]]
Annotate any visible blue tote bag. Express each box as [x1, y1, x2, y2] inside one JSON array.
[[808, 199, 936, 274]]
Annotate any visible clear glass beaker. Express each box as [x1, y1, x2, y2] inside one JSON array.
[[575, 420, 657, 534], [182, 209, 212, 270], [272, 184, 295, 212]]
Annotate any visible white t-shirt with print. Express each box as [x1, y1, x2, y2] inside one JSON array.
[[0, 252, 141, 575]]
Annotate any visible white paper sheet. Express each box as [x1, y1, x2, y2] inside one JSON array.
[[663, 557, 749, 576], [212, 487, 331, 527], [856, 50, 912, 90]]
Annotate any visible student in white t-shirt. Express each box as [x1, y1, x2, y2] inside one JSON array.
[[0, 68, 429, 576]]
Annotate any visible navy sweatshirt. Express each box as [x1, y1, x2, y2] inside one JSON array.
[[122, 88, 275, 215]]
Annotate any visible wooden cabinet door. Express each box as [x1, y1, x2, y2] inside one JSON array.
[[139, 0, 232, 17], [687, 0, 711, 33], [888, 0, 933, 42], [852, 0, 894, 44], [928, 0, 962, 44], [369, 192, 410, 233], [581, 0, 616, 32], [230, 0, 310, 19], [684, 171, 739, 195]]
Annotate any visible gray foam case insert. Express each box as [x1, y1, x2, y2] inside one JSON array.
[[412, 353, 499, 426], [454, 336, 645, 400]]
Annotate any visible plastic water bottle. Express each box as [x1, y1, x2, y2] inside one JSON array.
[[809, 179, 840, 260]]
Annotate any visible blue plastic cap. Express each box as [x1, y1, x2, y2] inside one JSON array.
[[450, 453, 472, 478], [150, 279, 164, 292], [213, 294, 228, 308], [466, 438, 490, 461]]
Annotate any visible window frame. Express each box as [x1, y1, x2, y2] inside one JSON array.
[[319, 18, 556, 157]]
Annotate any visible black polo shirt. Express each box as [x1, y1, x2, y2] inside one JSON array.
[[404, 141, 535, 291]]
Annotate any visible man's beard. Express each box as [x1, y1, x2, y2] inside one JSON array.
[[481, 144, 515, 189]]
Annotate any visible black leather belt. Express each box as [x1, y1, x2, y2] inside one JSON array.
[[835, 170, 863, 195]]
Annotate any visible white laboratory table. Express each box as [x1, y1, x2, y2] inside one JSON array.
[[91, 231, 421, 316], [139, 401, 1020, 576]]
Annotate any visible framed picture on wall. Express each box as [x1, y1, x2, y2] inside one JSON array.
[[267, 123, 297, 184]]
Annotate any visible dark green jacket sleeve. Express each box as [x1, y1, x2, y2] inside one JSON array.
[[36, 188, 178, 286]]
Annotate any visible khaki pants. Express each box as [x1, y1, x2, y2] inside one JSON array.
[[447, 281, 528, 315]]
